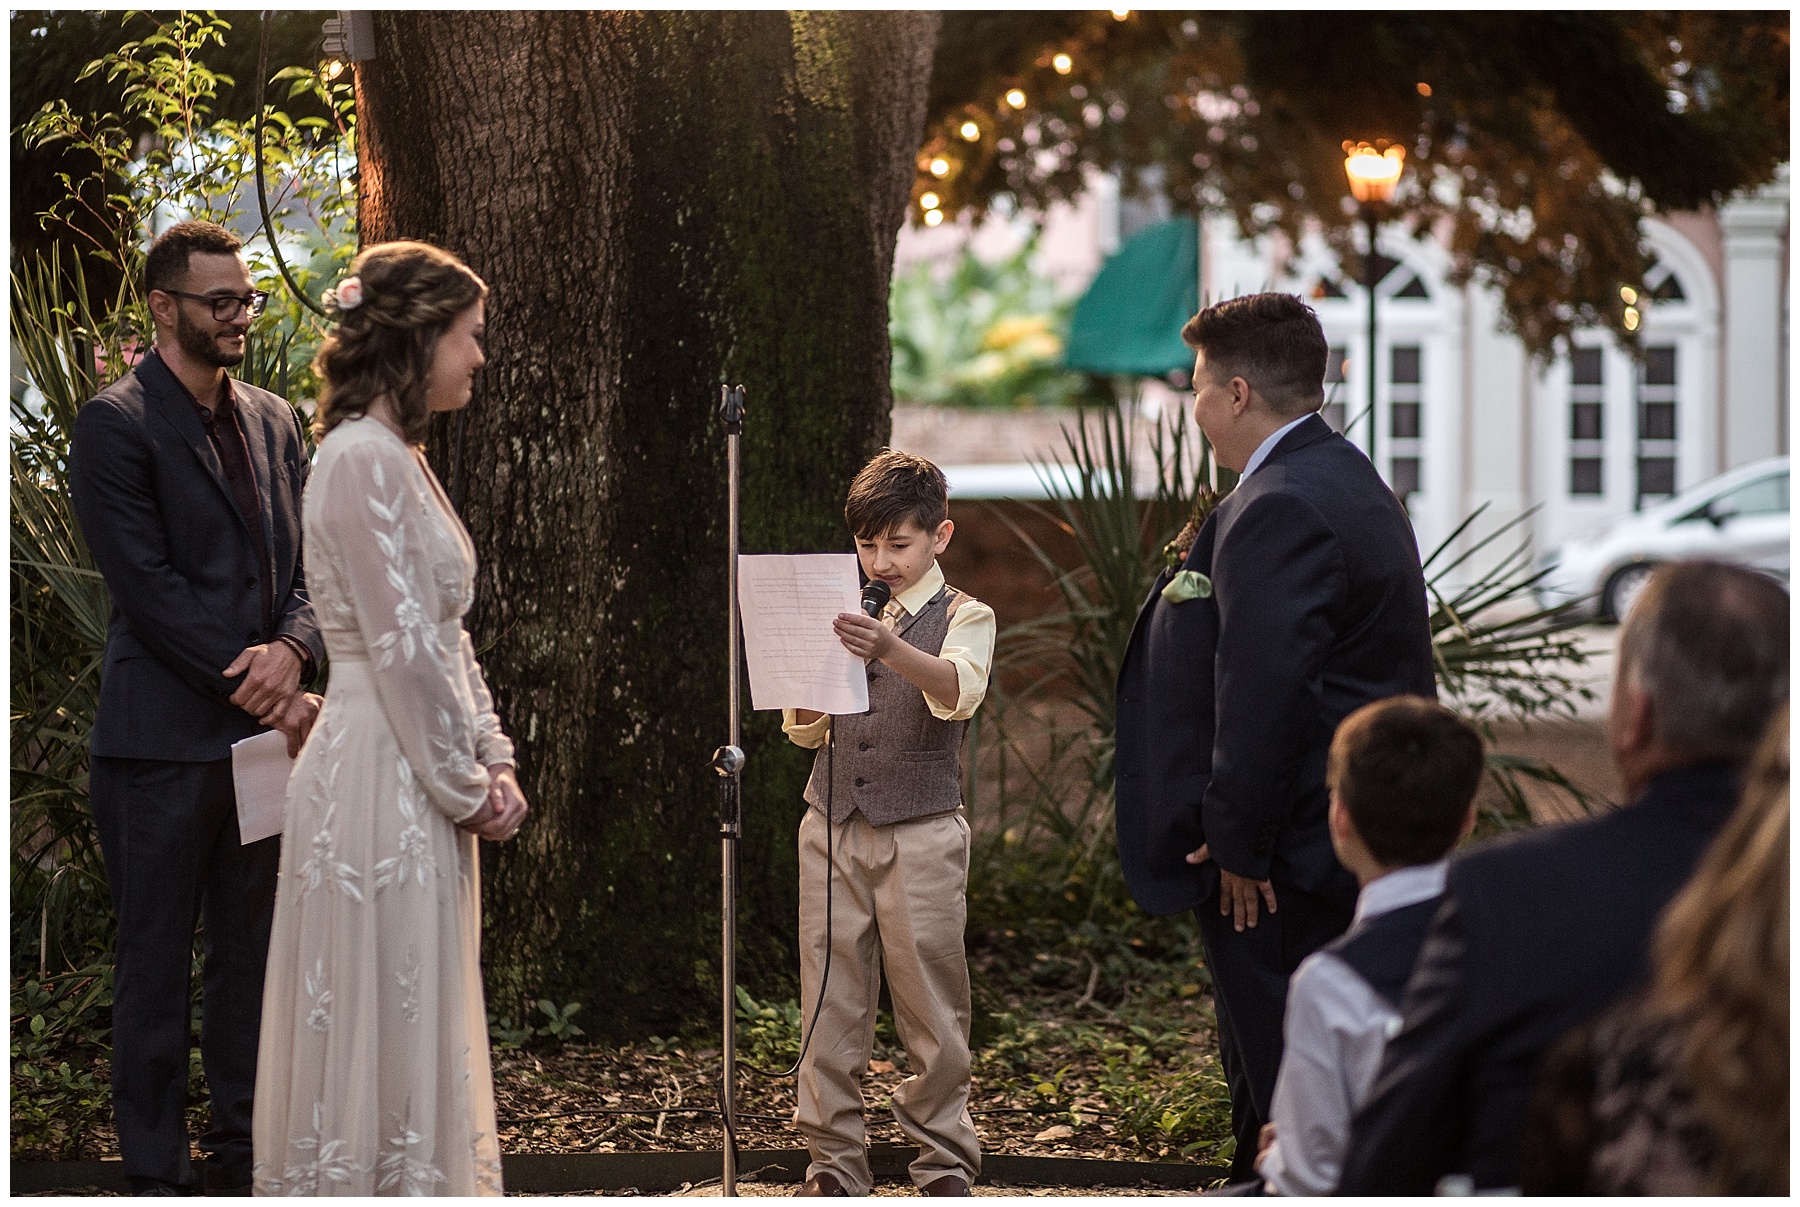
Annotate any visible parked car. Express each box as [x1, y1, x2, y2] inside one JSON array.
[[1536, 457, 1789, 622]]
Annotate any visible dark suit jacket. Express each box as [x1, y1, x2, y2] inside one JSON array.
[[1114, 413, 1435, 914], [1339, 761, 1744, 1194], [69, 349, 323, 762]]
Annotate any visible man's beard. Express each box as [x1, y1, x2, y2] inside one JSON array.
[[174, 308, 246, 368]]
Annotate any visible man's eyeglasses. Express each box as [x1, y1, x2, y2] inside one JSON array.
[[161, 289, 270, 321]]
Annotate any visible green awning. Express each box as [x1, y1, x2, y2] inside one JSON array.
[[1063, 218, 1199, 378]]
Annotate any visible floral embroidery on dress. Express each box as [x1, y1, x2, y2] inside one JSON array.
[[471, 1133, 504, 1195], [430, 705, 480, 782], [377, 1100, 447, 1195], [298, 800, 363, 903], [304, 959, 332, 1033], [375, 757, 438, 891], [396, 947, 423, 1025], [367, 457, 447, 670], [280, 1102, 365, 1194]]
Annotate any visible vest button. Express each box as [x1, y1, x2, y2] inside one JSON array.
[[854, 777, 866, 787], [246, 576, 258, 589], [859, 742, 871, 751]]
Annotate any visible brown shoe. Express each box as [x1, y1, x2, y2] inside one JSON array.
[[796, 1171, 848, 1197], [922, 1174, 971, 1196]]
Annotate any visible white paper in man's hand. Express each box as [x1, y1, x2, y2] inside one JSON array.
[[231, 729, 294, 844], [737, 553, 870, 714]]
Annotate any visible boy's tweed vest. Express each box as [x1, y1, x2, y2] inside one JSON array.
[[1321, 895, 1444, 1009], [804, 584, 972, 827]]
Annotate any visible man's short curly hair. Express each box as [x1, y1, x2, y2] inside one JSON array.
[[144, 220, 243, 296]]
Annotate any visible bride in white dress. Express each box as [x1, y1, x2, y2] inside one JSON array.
[[253, 242, 529, 1196]]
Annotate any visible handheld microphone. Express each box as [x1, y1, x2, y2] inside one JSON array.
[[859, 579, 891, 619]]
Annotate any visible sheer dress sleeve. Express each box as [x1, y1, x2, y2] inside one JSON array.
[[323, 437, 492, 822], [459, 631, 515, 768]]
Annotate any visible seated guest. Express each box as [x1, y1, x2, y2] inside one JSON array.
[[1519, 706, 1788, 1196], [1340, 560, 1788, 1194], [1250, 697, 1483, 1196]]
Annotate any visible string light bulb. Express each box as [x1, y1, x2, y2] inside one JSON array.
[[1111, 8, 1130, 20], [1416, 82, 1431, 97], [1623, 306, 1640, 331], [929, 157, 951, 177], [924, 209, 945, 227], [920, 192, 941, 210], [1053, 53, 1073, 74], [323, 59, 345, 80], [960, 120, 981, 141], [1620, 285, 1638, 304], [1005, 88, 1027, 109]]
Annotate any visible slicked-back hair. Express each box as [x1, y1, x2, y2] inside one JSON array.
[[1617, 560, 1789, 762], [844, 448, 949, 540], [144, 220, 244, 296], [1181, 292, 1329, 417], [1328, 695, 1485, 868]]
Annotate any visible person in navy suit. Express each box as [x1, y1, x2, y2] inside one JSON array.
[[1340, 560, 1788, 1194], [69, 221, 324, 1195], [1114, 293, 1435, 1180]]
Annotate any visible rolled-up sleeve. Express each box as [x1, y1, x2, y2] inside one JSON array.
[[928, 599, 996, 721], [781, 709, 833, 749]]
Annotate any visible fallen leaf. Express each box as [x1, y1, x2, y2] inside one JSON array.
[[868, 1059, 896, 1074], [1033, 1124, 1075, 1142]]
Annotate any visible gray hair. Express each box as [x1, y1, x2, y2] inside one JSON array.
[[1618, 561, 1789, 761]]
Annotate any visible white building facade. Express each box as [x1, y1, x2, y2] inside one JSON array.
[[895, 167, 1790, 576]]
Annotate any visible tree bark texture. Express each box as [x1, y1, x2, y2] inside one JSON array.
[[354, 11, 939, 1037]]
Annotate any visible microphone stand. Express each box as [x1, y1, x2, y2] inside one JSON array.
[[711, 384, 748, 1197]]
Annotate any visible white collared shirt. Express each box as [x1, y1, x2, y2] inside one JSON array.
[[1258, 860, 1449, 1196], [1239, 412, 1315, 479], [780, 561, 995, 748]]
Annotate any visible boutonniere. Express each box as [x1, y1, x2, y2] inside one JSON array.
[[1161, 569, 1213, 603]]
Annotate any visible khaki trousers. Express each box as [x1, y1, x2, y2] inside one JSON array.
[[795, 807, 980, 1194]]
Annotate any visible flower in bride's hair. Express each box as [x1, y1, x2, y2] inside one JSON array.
[[326, 275, 365, 312]]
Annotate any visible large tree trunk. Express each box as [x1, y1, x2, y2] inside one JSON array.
[[354, 12, 938, 1037]]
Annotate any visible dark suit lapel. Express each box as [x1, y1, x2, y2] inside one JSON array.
[[138, 351, 246, 534], [236, 390, 279, 556]]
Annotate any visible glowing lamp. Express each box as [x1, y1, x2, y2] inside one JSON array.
[[1343, 142, 1405, 204], [1053, 53, 1073, 75], [1005, 88, 1027, 109], [960, 121, 981, 141], [920, 192, 941, 210], [924, 209, 945, 227], [929, 157, 951, 177]]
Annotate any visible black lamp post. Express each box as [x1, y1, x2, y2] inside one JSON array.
[[1343, 141, 1405, 469]]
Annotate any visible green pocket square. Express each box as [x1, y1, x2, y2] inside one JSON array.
[[1161, 569, 1213, 603]]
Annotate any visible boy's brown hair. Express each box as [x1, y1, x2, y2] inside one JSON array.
[[1328, 695, 1484, 867], [844, 448, 949, 540]]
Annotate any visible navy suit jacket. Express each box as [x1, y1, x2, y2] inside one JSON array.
[[1339, 761, 1744, 1194], [1114, 413, 1435, 914], [69, 350, 323, 762]]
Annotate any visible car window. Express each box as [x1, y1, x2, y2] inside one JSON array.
[[1711, 473, 1788, 519]]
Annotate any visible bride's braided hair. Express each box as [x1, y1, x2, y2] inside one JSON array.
[[313, 240, 487, 443]]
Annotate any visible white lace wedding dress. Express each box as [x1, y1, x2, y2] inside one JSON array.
[[253, 416, 512, 1196]]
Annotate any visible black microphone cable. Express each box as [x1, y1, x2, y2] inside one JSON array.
[[721, 581, 885, 1167]]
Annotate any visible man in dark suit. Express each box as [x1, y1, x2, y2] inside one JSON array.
[[69, 221, 324, 1196], [1114, 293, 1435, 1180], [1340, 560, 1788, 1194]]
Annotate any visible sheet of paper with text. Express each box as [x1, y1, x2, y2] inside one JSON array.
[[737, 553, 870, 714]]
